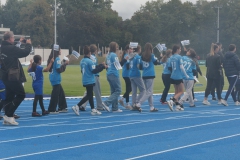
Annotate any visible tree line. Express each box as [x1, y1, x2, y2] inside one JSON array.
[[0, 0, 240, 59]]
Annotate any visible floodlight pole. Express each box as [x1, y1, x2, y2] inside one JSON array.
[[54, 0, 57, 44], [215, 5, 222, 43]]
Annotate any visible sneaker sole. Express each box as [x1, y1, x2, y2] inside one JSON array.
[[167, 101, 173, 111], [72, 107, 80, 116], [102, 104, 110, 112]]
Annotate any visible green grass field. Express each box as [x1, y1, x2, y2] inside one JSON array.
[[23, 65, 229, 96]]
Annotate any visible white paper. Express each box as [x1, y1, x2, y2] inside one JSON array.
[[54, 44, 59, 51], [181, 40, 190, 46], [130, 42, 138, 48], [72, 50, 80, 59]]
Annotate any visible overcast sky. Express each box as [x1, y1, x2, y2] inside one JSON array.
[[1, 0, 214, 20], [112, 0, 214, 20]]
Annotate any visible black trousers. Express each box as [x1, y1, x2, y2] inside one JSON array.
[[3, 81, 25, 117], [33, 95, 45, 112], [78, 85, 94, 109], [211, 75, 224, 98], [48, 84, 67, 112], [161, 74, 171, 102], [123, 77, 132, 103], [224, 76, 238, 102], [205, 78, 222, 100]]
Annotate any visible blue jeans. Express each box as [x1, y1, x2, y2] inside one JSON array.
[[104, 74, 121, 110]]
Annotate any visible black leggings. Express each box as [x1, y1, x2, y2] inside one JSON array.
[[161, 74, 171, 102], [204, 78, 222, 100], [123, 77, 132, 103], [78, 86, 94, 109], [33, 95, 45, 112]]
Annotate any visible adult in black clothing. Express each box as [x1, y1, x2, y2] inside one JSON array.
[[222, 44, 240, 106], [210, 42, 224, 100], [0, 31, 32, 125], [202, 44, 226, 106]]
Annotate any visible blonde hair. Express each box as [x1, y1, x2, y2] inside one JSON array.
[[210, 43, 218, 56], [161, 49, 172, 63]]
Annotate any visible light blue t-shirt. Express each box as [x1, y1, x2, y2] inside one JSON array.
[[80, 57, 96, 86], [90, 54, 99, 77], [129, 54, 141, 78], [162, 58, 171, 75], [168, 54, 183, 80], [141, 54, 158, 78], [182, 56, 196, 80], [106, 52, 120, 77], [49, 57, 61, 86]]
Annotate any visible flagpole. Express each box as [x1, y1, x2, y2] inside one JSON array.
[[54, 0, 57, 44]]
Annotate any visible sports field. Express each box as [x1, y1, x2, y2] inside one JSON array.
[[23, 65, 229, 97]]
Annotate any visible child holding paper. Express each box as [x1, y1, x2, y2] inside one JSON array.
[[119, 44, 132, 110], [72, 45, 107, 116], [167, 45, 189, 111], [28, 55, 54, 117], [47, 45, 69, 113], [135, 43, 159, 112], [102, 42, 122, 112], [79, 44, 106, 111], [160, 49, 172, 104]]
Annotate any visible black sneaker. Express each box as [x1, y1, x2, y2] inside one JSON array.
[[58, 108, 68, 113], [212, 97, 217, 101], [32, 112, 42, 117], [42, 110, 50, 116], [13, 114, 20, 119], [79, 106, 86, 111]]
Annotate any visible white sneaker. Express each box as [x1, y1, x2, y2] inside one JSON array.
[[3, 115, 18, 126], [194, 98, 198, 102], [221, 99, 228, 106], [235, 101, 240, 106], [218, 101, 222, 105], [167, 100, 174, 111], [49, 111, 59, 114], [136, 103, 141, 108], [125, 104, 133, 110], [72, 105, 80, 116], [118, 99, 124, 107], [175, 105, 184, 111], [102, 102, 110, 112], [112, 109, 123, 113], [202, 100, 211, 105], [91, 109, 102, 115]]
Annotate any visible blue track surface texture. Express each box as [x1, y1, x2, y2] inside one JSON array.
[[1, 92, 240, 160]]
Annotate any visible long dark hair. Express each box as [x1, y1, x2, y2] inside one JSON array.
[[47, 46, 61, 72], [187, 48, 197, 59], [161, 49, 172, 63], [172, 45, 181, 54], [31, 55, 42, 72], [142, 43, 153, 62], [121, 44, 129, 61]]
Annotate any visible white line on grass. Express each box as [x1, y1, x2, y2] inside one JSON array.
[[1, 117, 240, 160], [125, 133, 240, 160]]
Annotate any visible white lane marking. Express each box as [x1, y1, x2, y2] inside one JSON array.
[[1, 117, 240, 160], [126, 133, 240, 160]]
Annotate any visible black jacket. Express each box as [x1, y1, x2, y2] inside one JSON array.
[[206, 54, 222, 79], [223, 51, 240, 76], [0, 41, 32, 82]]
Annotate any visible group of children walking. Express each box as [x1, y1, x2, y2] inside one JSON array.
[[1, 41, 240, 125]]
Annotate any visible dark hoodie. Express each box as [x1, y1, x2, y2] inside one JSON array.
[[223, 51, 240, 76]]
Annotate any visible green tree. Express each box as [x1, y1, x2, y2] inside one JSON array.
[[17, 0, 54, 47]]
